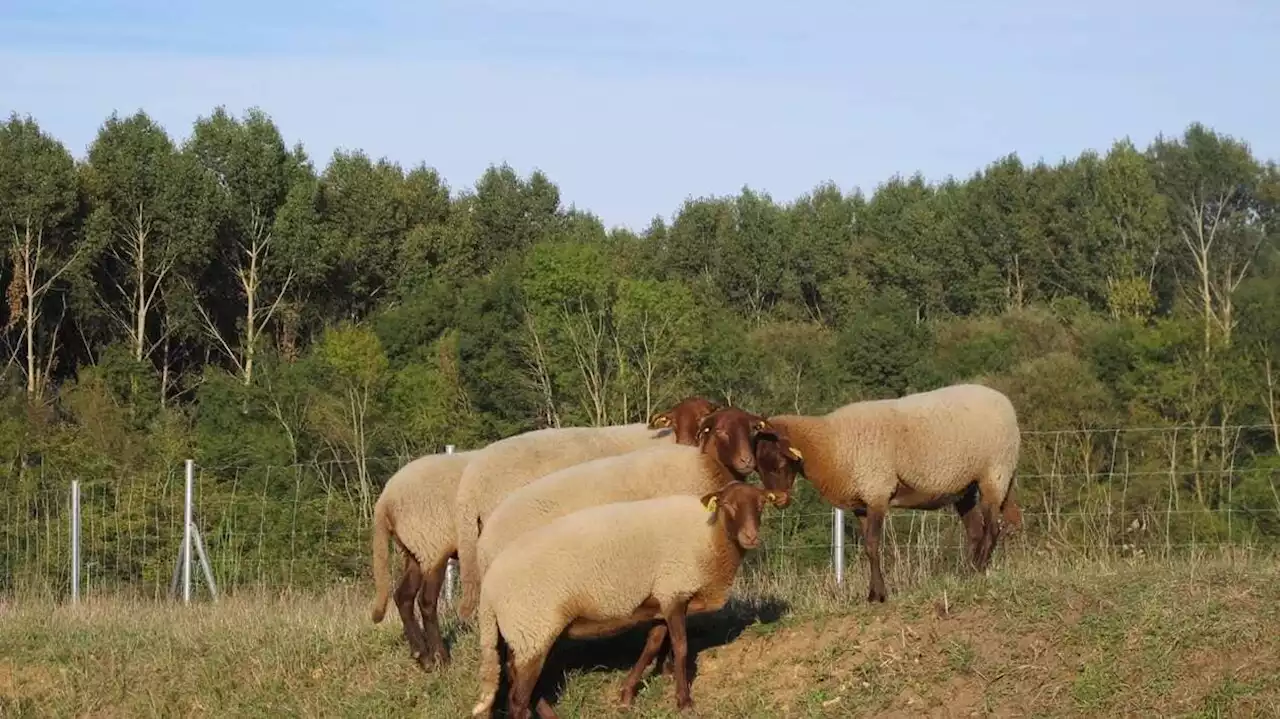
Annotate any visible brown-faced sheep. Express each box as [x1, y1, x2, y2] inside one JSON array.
[[369, 449, 475, 668], [453, 396, 719, 620], [473, 406, 789, 581], [764, 383, 1022, 603], [470, 480, 786, 719]]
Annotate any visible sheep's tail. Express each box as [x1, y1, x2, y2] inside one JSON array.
[[471, 593, 501, 717], [370, 499, 394, 623], [1001, 476, 1023, 532]]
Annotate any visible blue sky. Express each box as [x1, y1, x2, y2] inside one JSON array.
[[1, 0, 1277, 231]]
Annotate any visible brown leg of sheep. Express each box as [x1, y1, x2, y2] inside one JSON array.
[[862, 507, 888, 603], [416, 554, 451, 667], [394, 554, 432, 667], [975, 494, 1003, 570], [507, 650, 553, 719], [954, 484, 986, 568], [618, 622, 669, 708], [665, 599, 695, 712]]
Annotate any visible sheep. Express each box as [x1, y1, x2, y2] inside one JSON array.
[[762, 383, 1022, 603], [470, 480, 787, 719], [453, 396, 719, 620], [369, 449, 476, 669], [473, 406, 790, 583]]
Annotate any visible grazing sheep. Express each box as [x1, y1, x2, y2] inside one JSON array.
[[369, 449, 475, 668], [453, 396, 719, 620], [470, 480, 786, 719], [764, 383, 1022, 603], [473, 406, 788, 580]]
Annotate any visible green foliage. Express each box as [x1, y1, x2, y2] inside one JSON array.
[[2, 109, 1280, 596]]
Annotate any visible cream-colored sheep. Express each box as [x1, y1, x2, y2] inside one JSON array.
[[452, 396, 719, 620], [369, 449, 475, 669], [765, 383, 1022, 603], [471, 481, 785, 719], [474, 406, 785, 579]]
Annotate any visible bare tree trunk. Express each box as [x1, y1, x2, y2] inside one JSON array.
[[10, 222, 82, 400]]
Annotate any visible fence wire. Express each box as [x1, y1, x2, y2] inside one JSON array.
[[2, 424, 1278, 601]]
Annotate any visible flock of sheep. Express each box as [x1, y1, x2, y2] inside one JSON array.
[[368, 382, 1023, 718]]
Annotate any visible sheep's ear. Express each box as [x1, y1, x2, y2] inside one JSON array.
[[701, 493, 719, 513]]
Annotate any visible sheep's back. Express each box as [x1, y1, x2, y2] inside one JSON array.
[[458, 423, 672, 518], [889, 384, 1020, 491], [480, 445, 712, 563]]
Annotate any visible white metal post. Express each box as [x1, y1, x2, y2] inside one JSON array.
[[833, 507, 844, 587], [182, 459, 194, 604], [70, 480, 80, 604], [443, 444, 457, 607]]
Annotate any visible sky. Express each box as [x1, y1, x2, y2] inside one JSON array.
[[1, 0, 1277, 231]]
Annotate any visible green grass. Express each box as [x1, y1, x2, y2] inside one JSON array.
[[2, 549, 1279, 718]]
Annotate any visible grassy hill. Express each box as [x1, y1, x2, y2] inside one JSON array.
[[2, 552, 1278, 718]]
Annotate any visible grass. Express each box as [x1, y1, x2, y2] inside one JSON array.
[[2, 548, 1280, 718]]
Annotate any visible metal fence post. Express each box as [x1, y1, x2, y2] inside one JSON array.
[[443, 444, 457, 608], [70, 480, 81, 604], [833, 507, 844, 587], [182, 458, 194, 604]]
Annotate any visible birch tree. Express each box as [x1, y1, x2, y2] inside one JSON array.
[[1150, 124, 1267, 354], [187, 106, 305, 385], [84, 111, 216, 375], [0, 114, 83, 400]]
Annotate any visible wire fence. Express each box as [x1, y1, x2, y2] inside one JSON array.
[[3, 424, 1279, 603]]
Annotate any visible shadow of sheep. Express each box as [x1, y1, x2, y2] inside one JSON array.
[[483, 593, 791, 715]]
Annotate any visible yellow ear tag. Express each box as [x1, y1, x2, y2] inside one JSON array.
[[766, 492, 776, 503], [787, 446, 803, 460], [705, 496, 718, 513]]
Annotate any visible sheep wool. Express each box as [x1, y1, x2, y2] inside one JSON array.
[[768, 383, 1021, 514], [474, 443, 736, 578], [453, 422, 683, 619], [471, 492, 749, 716], [369, 449, 475, 668]]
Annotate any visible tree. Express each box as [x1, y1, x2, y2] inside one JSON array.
[[0, 114, 84, 400], [1150, 124, 1268, 353], [83, 111, 217, 390], [310, 322, 389, 518], [187, 106, 307, 385]]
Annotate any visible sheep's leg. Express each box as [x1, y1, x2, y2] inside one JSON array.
[[862, 507, 888, 603], [954, 483, 986, 568], [507, 650, 553, 719], [665, 599, 695, 712], [417, 553, 451, 667], [976, 493, 1003, 571], [618, 622, 669, 707], [394, 554, 432, 666]]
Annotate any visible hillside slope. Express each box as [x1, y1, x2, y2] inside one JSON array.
[[1, 556, 1277, 717]]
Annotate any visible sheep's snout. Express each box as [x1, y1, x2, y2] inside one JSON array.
[[737, 528, 760, 549], [733, 454, 756, 475]]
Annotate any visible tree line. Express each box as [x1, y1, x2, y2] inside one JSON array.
[[2, 107, 1279, 592]]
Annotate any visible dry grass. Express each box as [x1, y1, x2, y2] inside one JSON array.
[[2, 548, 1279, 718]]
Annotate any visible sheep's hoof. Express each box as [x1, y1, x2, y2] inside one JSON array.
[[676, 697, 695, 713], [615, 690, 636, 710]]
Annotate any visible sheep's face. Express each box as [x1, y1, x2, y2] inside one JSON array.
[[702, 481, 786, 550], [753, 430, 802, 508], [696, 407, 769, 476], [648, 396, 720, 446]]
